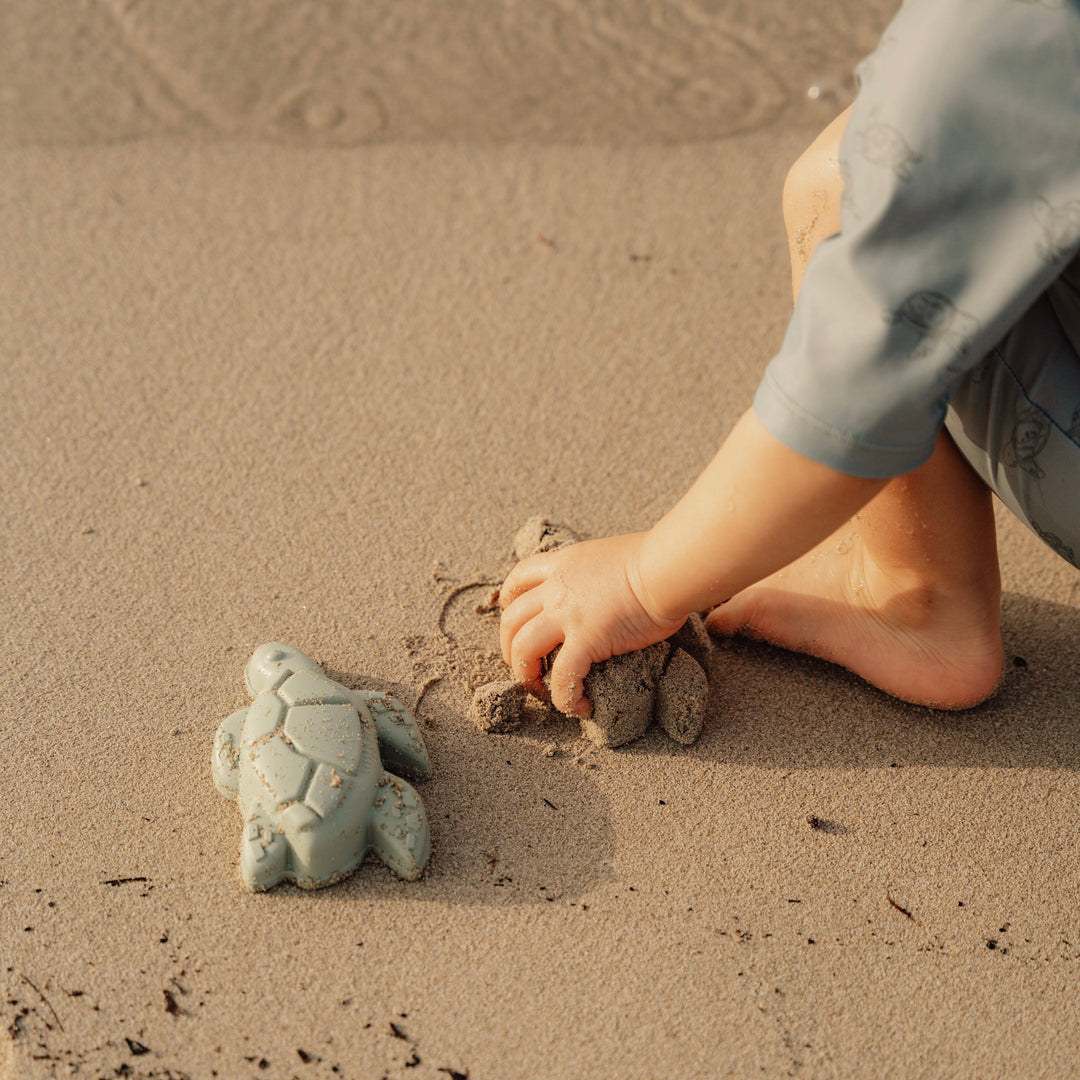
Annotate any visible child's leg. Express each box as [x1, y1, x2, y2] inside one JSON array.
[[706, 114, 1005, 708]]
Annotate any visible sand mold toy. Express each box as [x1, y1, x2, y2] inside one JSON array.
[[213, 643, 431, 891], [470, 517, 712, 749]]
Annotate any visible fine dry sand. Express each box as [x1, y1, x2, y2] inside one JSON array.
[[5, 2, 1080, 1078]]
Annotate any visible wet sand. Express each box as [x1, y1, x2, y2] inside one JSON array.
[[6, 2, 1080, 1077]]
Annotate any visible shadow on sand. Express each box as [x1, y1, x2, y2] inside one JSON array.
[[310, 589, 1080, 907]]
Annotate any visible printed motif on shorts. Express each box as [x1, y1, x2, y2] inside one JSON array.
[[860, 123, 922, 181], [1031, 519, 1076, 564], [1033, 198, 1080, 263], [887, 291, 981, 379], [1067, 404, 1080, 443], [1001, 405, 1051, 478]]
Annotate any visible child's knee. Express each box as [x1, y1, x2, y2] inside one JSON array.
[[782, 107, 850, 293], [783, 151, 841, 238]]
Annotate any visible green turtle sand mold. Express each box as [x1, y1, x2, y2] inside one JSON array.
[[213, 643, 431, 891], [470, 518, 712, 749]]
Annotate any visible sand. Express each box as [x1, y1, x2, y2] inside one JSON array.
[[6, 2, 1080, 1077]]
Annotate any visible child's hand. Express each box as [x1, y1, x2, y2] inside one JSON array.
[[498, 533, 687, 718]]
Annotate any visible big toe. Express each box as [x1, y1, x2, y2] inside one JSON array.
[[705, 598, 752, 637]]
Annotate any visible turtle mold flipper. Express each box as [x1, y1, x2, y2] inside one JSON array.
[[240, 810, 290, 891], [368, 771, 431, 881], [212, 709, 247, 799], [352, 690, 431, 779]]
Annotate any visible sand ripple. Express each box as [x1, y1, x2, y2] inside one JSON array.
[[2, 0, 897, 144]]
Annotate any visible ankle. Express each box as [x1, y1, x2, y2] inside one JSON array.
[[860, 542, 1000, 623]]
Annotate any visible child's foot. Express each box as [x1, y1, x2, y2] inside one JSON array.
[[705, 526, 1004, 709]]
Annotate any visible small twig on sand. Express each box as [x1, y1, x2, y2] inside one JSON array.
[[886, 893, 918, 925], [17, 970, 63, 1032]]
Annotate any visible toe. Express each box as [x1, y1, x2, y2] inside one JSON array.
[[705, 596, 751, 637]]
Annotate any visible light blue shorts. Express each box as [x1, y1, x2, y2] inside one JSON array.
[[947, 292, 1080, 567]]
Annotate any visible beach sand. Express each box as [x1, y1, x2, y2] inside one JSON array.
[[5, 2, 1080, 1077]]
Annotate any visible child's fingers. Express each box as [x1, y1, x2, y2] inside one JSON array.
[[499, 588, 545, 666], [548, 639, 593, 718], [498, 554, 551, 610], [507, 611, 565, 697]]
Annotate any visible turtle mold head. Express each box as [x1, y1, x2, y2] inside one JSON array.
[[244, 642, 318, 695]]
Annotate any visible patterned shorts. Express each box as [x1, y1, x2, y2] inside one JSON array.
[[947, 292, 1080, 568]]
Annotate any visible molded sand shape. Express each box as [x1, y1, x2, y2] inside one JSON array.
[[471, 517, 711, 749], [213, 643, 431, 891]]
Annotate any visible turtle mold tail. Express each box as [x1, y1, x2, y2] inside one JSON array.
[[240, 810, 290, 891]]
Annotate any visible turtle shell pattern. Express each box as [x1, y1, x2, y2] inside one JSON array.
[[239, 666, 381, 883]]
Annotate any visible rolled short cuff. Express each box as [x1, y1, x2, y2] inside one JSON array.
[[752, 372, 936, 481]]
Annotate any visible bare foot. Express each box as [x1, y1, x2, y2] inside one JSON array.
[[705, 525, 1004, 709]]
